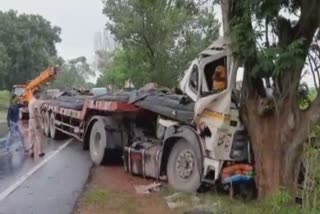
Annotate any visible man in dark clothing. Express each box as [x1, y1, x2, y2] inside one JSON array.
[[5, 95, 26, 152]]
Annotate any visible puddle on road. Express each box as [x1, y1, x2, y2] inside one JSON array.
[[0, 138, 26, 179], [0, 121, 71, 195]]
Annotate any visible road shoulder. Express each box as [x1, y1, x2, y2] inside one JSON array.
[[74, 166, 175, 214]]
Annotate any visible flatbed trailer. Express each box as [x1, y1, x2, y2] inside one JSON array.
[[41, 94, 139, 141], [40, 38, 255, 195]]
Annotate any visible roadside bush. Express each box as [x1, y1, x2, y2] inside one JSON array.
[[259, 132, 320, 214], [300, 137, 320, 213]]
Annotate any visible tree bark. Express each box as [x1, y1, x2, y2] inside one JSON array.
[[243, 97, 310, 199]]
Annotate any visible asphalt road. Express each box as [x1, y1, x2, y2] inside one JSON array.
[[0, 124, 92, 214]]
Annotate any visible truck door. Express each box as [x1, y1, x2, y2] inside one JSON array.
[[180, 60, 200, 102]]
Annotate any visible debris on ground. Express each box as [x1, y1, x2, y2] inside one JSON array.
[[165, 192, 217, 213], [183, 211, 213, 214], [165, 193, 188, 209], [187, 203, 217, 213], [134, 182, 162, 194], [167, 201, 188, 209]]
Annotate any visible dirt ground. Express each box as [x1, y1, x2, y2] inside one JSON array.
[[74, 166, 180, 214], [74, 166, 284, 214]]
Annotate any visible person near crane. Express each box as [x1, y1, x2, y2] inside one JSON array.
[[28, 89, 45, 158], [5, 95, 27, 152]]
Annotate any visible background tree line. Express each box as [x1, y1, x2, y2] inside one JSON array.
[[96, 0, 220, 89], [0, 10, 95, 93]]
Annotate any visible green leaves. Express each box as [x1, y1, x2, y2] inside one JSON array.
[[273, 39, 305, 75], [100, 0, 220, 88], [251, 38, 305, 78], [0, 10, 61, 89], [229, 0, 308, 79]]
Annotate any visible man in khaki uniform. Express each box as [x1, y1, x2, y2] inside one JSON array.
[[28, 90, 45, 158]]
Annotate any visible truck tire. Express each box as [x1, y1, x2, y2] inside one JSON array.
[[89, 120, 109, 165], [41, 111, 46, 134], [167, 139, 201, 192], [49, 113, 55, 138], [89, 117, 126, 165], [40, 111, 45, 131], [49, 113, 65, 139], [44, 112, 50, 137]]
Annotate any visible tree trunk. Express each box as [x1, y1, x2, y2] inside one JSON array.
[[244, 99, 306, 199]]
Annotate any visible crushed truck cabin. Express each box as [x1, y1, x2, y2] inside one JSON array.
[[39, 37, 255, 197]]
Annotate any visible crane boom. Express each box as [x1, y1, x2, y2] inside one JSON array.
[[25, 66, 58, 91], [11, 66, 59, 120]]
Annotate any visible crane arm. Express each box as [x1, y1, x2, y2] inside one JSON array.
[[25, 66, 58, 91]]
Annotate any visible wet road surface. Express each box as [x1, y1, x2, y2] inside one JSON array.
[[0, 123, 92, 214]]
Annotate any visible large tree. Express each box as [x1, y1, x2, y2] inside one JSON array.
[[0, 10, 61, 89], [101, 0, 220, 87], [219, 0, 320, 198]]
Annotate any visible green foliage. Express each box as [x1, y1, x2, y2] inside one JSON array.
[[96, 48, 149, 88], [252, 39, 306, 77], [100, 0, 220, 88], [229, 0, 307, 79], [0, 90, 10, 110], [298, 138, 320, 213], [0, 10, 61, 90], [50, 57, 95, 90], [97, 49, 129, 88]]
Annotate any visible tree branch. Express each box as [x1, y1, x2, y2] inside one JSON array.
[[294, 0, 320, 43]]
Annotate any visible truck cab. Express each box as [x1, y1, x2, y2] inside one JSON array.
[[156, 37, 251, 190]]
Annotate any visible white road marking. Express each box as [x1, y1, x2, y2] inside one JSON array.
[[0, 138, 73, 202]]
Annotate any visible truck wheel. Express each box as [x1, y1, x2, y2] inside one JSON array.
[[89, 120, 108, 165], [49, 113, 57, 139], [167, 139, 201, 192], [49, 113, 67, 140], [44, 112, 50, 137], [40, 111, 45, 131], [41, 111, 46, 134]]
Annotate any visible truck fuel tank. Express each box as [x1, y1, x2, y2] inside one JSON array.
[[123, 141, 162, 180]]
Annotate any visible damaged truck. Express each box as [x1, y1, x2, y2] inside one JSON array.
[[40, 37, 254, 195]]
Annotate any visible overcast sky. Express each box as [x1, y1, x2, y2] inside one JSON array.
[[0, 0, 106, 63]]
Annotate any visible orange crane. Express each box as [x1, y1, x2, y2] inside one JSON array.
[[11, 66, 58, 120]]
